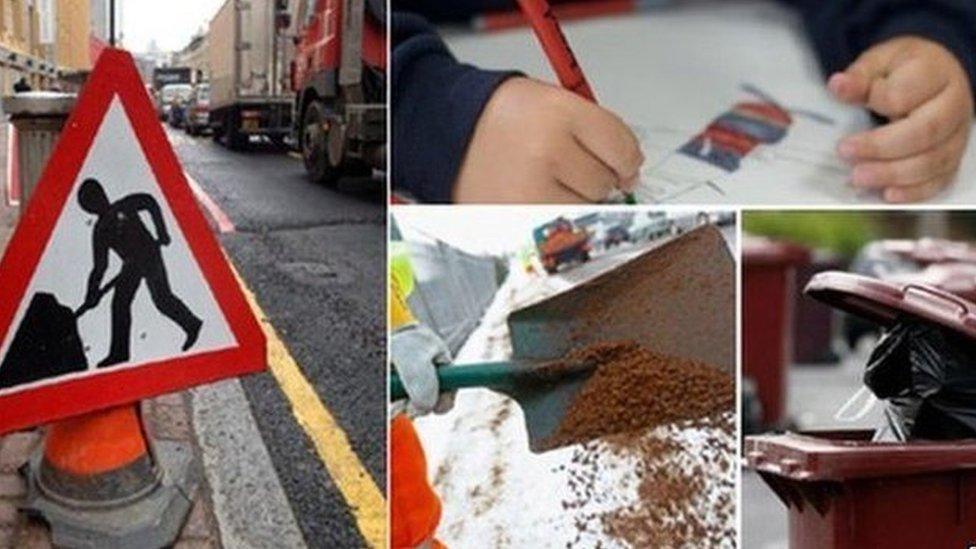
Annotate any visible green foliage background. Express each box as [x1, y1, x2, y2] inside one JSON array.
[[743, 211, 877, 258]]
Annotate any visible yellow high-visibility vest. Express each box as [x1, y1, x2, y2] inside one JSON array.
[[390, 244, 417, 330]]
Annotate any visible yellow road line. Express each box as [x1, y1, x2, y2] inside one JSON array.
[[232, 266, 388, 548]]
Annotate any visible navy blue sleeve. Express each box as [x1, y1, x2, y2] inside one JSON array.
[[392, 10, 520, 203], [394, 1, 514, 23], [785, 0, 976, 106]]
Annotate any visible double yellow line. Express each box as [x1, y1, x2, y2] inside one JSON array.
[[233, 267, 387, 548]]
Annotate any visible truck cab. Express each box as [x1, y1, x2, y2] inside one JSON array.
[[534, 217, 592, 275], [291, 0, 386, 183]]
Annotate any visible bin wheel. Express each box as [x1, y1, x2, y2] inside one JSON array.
[[302, 100, 342, 185]]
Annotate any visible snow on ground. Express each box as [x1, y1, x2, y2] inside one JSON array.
[[414, 239, 736, 547]]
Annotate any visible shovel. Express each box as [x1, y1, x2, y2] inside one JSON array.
[[390, 357, 597, 452], [392, 225, 736, 452], [74, 274, 120, 318], [507, 224, 735, 371]]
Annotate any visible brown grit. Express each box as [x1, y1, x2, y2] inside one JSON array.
[[544, 341, 734, 450], [549, 341, 736, 548]]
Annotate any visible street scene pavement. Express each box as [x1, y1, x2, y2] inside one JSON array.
[[176, 129, 386, 548], [0, 122, 386, 548]]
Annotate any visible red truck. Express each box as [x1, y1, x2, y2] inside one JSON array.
[[290, 0, 386, 183], [534, 217, 592, 275]]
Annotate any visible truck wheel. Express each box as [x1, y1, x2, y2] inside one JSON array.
[[225, 122, 247, 151], [270, 135, 288, 151], [302, 100, 340, 184]]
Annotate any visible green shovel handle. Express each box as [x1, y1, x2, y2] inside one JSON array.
[[389, 362, 519, 401]]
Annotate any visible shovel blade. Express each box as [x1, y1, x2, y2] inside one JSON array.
[[494, 359, 597, 453], [509, 376, 591, 453], [508, 225, 735, 373]]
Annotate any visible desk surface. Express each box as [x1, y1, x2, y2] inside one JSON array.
[[444, 0, 976, 205]]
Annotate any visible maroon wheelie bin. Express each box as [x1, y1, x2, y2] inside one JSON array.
[[882, 237, 976, 266], [889, 261, 976, 302], [743, 237, 810, 427], [746, 430, 976, 549], [747, 271, 976, 548]]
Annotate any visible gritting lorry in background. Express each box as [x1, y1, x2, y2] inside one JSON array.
[[152, 67, 192, 120], [290, 0, 386, 183], [208, 0, 294, 149], [152, 67, 192, 92], [534, 217, 592, 275]]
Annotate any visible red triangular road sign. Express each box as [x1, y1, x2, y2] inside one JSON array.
[[0, 49, 266, 434]]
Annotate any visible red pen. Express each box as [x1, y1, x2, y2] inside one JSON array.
[[515, 0, 638, 203], [515, 0, 597, 100], [478, 0, 639, 34]]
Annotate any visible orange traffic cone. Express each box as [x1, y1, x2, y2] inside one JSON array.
[[24, 403, 195, 548]]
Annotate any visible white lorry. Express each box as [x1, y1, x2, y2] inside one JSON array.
[[208, 0, 293, 149]]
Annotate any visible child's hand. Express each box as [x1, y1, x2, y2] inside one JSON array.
[[453, 78, 644, 203], [828, 37, 974, 203]]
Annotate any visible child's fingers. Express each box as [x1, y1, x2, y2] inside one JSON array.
[[866, 56, 948, 118], [829, 42, 902, 104], [883, 173, 953, 203], [570, 102, 645, 183], [555, 141, 619, 202], [517, 176, 588, 204], [838, 86, 967, 161], [545, 182, 590, 204], [851, 124, 968, 188], [828, 72, 872, 105]]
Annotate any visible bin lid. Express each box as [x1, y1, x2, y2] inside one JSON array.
[[887, 263, 976, 303], [882, 238, 976, 265], [805, 271, 976, 340], [745, 430, 976, 481], [742, 236, 810, 266], [2, 91, 77, 117]]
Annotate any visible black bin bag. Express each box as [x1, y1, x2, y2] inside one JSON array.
[[865, 318, 976, 442], [0, 292, 88, 391]]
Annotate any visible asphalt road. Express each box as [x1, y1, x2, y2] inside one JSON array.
[[168, 128, 386, 547]]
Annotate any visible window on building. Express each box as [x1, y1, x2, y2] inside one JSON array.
[[303, 0, 316, 28], [12, 0, 25, 41], [2, 1, 13, 36]]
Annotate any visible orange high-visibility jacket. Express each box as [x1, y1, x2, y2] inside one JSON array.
[[390, 258, 444, 548], [391, 413, 443, 548]]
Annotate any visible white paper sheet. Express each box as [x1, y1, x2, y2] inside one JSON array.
[[444, 0, 976, 205]]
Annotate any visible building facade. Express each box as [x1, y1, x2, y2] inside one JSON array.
[[0, 0, 57, 94], [174, 31, 209, 84], [0, 0, 93, 96], [55, 0, 89, 71]]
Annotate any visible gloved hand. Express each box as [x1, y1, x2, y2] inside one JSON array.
[[391, 323, 454, 416]]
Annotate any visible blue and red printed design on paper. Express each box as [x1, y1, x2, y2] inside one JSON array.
[[678, 102, 793, 171]]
